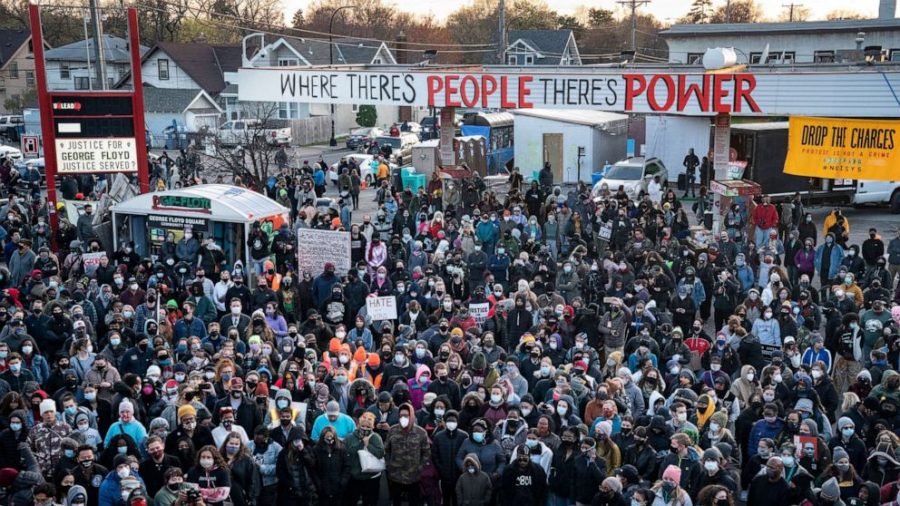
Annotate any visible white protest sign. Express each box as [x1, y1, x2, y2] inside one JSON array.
[[296, 228, 351, 276], [469, 302, 490, 324], [55, 138, 138, 174], [366, 295, 397, 321], [82, 252, 105, 276]]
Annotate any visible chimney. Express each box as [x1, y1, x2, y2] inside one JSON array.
[[879, 0, 896, 19]]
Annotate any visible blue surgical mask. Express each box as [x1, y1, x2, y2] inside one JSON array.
[[472, 432, 485, 443]]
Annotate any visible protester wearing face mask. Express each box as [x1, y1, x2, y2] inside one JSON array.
[[382, 402, 429, 504], [98, 453, 147, 506], [184, 446, 230, 505]]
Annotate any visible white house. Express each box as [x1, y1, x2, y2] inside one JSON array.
[[143, 88, 223, 147], [512, 109, 628, 184], [486, 29, 582, 66], [661, 10, 900, 64], [44, 35, 148, 90]]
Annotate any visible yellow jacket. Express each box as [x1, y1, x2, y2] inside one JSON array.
[[823, 211, 849, 237]]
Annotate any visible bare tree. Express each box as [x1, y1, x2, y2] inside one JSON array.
[[206, 102, 284, 190]]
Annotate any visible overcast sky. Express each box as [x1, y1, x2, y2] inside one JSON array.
[[285, 0, 883, 23]]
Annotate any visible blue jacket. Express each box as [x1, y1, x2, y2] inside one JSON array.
[[815, 243, 845, 279], [747, 418, 785, 458], [312, 272, 340, 308], [104, 419, 148, 449], [247, 439, 283, 487], [801, 347, 833, 373], [174, 317, 207, 341], [750, 318, 781, 346], [25, 353, 50, 385], [99, 470, 146, 506], [678, 279, 706, 308], [735, 265, 755, 292], [313, 169, 326, 186], [488, 254, 510, 283], [310, 412, 357, 441], [348, 327, 374, 351], [475, 221, 498, 249]]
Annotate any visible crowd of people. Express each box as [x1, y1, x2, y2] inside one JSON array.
[[1, 160, 900, 506]]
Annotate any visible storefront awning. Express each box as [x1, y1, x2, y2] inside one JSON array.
[[110, 184, 289, 223]]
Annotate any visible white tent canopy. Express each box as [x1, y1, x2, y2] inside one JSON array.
[[111, 184, 289, 222]]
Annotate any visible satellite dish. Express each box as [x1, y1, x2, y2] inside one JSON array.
[[759, 43, 770, 65]]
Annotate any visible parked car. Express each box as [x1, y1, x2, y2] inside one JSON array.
[[330, 154, 398, 184], [374, 133, 419, 166], [216, 119, 292, 146], [591, 157, 668, 199], [0, 115, 24, 140], [0, 145, 23, 161], [346, 127, 385, 150], [420, 116, 439, 140]]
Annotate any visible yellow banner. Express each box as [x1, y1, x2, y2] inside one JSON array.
[[784, 116, 899, 181]]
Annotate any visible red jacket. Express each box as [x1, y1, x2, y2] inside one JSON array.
[[753, 203, 779, 229]]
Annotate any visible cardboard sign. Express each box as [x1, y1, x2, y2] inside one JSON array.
[[469, 302, 490, 324], [296, 228, 351, 277], [82, 252, 105, 276], [366, 295, 397, 321]]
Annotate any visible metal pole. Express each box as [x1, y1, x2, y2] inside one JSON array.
[[328, 6, 355, 148], [499, 0, 506, 63], [88, 0, 107, 89]]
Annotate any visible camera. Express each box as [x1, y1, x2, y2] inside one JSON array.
[[185, 489, 201, 505]]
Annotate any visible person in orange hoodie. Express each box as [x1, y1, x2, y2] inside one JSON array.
[[262, 259, 281, 291], [351, 352, 383, 390], [349, 347, 369, 381]]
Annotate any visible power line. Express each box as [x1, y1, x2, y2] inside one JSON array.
[[615, 0, 651, 51]]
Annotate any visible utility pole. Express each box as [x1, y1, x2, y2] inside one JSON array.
[[782, 2, 804, 21], [725, 0, 732, 22], [87, 0, 106, 90], [498, 0, 507, 64], [617, 0, 650, 52]]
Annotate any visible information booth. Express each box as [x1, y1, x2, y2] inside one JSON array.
[[110, 184, 290, 266]]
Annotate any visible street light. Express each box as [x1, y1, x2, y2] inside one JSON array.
[[329, 5, 356, 147]]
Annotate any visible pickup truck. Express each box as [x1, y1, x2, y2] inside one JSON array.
[[216, 119, 292, 147], [851, 180, 900, 213]]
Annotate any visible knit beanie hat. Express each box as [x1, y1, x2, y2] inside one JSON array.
[[602, 477, 622, 494], [662, 465, 682, 483]]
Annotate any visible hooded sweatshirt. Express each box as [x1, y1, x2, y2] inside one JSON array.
[[456, 453, 493, 506]]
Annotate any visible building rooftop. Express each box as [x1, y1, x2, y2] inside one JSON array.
[[44, 34, 148, 63], [661, 17, 900, 37]]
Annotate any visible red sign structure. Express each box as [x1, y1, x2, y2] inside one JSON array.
[[30, 5, 149, 251]]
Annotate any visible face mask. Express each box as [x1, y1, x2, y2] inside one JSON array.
[[472, 432, 485, 443], [842, 428, 854, 438], [704, 461, 718, 472], [399, 416, 410, 428], [200, 458, 214, 469], [763, 393, 775, 402], [117, 467, 130, 479], [782, 455, 795, 467], [836, 462, 850, 473], [556, 405, 567, 416], [746, 373, 755, 382], [9, 364, 20, 373], [394, 354, 405, 365]]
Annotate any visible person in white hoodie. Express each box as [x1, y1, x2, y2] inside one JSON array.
[[513, 429, 553, 478]]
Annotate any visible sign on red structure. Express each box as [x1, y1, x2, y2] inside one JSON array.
[[30, 4, 149, 251]]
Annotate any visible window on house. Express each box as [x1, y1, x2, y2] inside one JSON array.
[[352, 103, 359, 112], [815, 50, 836, 63], [890, 50, 900, 62], [25, 71, 34, 86], [60, 63, 70, 79], [277, 58, 299, 66], [158, 58, 169, 80], [27, 40, 33, 53], [372, 58, 383, 64], [749, 52, 762, 64], [781, 52, 796, 63], [507, 54, 516, 65], [74, 76, 89, 90], [9, 62, 18, 79], [686, 53, 704, 64], [525, 55, 534, 65], [278, 101, 299, 119]]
